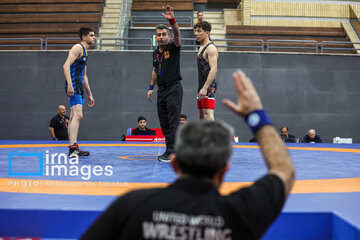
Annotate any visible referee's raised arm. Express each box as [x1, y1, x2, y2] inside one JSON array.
[[162, 5, 181, 47], [223, 70, 295, 198]]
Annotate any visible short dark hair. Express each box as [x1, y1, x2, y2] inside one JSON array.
[[194, 21, 211, 32], [79, 27, 94, 40], [281, 126, 289, 131], [197, 11, 203, 16], [180, 114, 187, 119], [175, 121, 233, 178], [138, 116, 146, 122], [155, 24, 170, 35]]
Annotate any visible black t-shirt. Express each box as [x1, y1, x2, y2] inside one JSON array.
[[132, 128, 156, 136], [281, 133, 295, 140], [153, 42, 182, 87], [49, 114, 69, 140], [302, 135, 322, 143], [81, 174, 285, 240]]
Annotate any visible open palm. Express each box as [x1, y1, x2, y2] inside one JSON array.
[[162, 5, 174, 20]]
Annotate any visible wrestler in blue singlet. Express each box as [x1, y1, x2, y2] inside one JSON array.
[[65, 44, 87, 107]]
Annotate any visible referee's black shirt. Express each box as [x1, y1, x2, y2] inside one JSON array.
[[81, 174, 285, 240], [49, 114, 69, 140], [153, 42, 182, 87]]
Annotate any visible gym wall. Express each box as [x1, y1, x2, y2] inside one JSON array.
[[0, 51, 359, 142]]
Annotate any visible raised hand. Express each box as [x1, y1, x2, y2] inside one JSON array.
[[161, 5, 174, 20]]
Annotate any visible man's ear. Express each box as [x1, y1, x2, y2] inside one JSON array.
[[218, 163, 230, 183], [170, 154, 180, 175]]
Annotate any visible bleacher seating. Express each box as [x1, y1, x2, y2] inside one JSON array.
[[0, 0, 104, 50], [351, 19, 360, 38], [131, 0, 193, 11], [206, 0, 237, 8], [128, 8, 195, 50], [226, 25, 356, 54]]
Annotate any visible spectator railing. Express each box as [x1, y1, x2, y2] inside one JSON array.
[[1, 37, 360, 54], [267, 39, 319, 53], [321, 41, 360, 53], [130, 16, 193, 27], [45, 38, 97, 50], [180, 38, 198, 50], [155, 38, 265, 51], [0, 38, 43, 50], [45, 38, 76, 50], [99, 37, 153, 50], [213, 38, 265, 52], [117, 0, 133, 41]]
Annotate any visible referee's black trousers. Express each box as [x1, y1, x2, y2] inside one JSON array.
[[157, 81, 183, 154]]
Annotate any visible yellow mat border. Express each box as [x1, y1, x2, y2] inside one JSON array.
[[1, 144, 359, 195], [0, 143, 360, 153], [1, 178, 359, 196]]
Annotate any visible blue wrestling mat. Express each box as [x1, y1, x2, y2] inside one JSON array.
[[0, 140, 359, 239]]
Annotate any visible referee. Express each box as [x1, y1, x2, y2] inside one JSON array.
[[146, 5, 183, 162], [81, 70, 295, 239]]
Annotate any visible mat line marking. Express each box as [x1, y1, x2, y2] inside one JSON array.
[[1, 144, 359, 153]]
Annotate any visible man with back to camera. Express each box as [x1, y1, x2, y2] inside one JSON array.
[[81, 70, 295, 240], [131, 116, 155, 136], [147, 5, 183, 162], [302, 128, 322, 143], [194, 21, 218, 120], [63, 27, 95, 156], [49, 105, 69, 141]]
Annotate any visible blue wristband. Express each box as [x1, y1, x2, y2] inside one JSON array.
[[245, 109, 272, 135], [52, 137, 57, 141], [148, 85, 154, 90]]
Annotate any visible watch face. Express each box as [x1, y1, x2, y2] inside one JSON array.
[[248, 113, 260, 127]]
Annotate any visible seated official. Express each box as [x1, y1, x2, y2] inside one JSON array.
[[180, 113, 187, 124], [280, 126, 296, 141], [302, 128, 322, 143], [49, 105, 69, 141], [131, 116, 155, 136]]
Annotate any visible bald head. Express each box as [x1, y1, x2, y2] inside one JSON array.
[[308, 129, 316, 139], [57, 105, 66, 117], [280, 126, 289, 137]]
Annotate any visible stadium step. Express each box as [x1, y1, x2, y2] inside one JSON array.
[[102, 17, 120, 24], [104, 8, 121, 14], [98, 0, 121, 49], [193, 11, 226, 41]]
